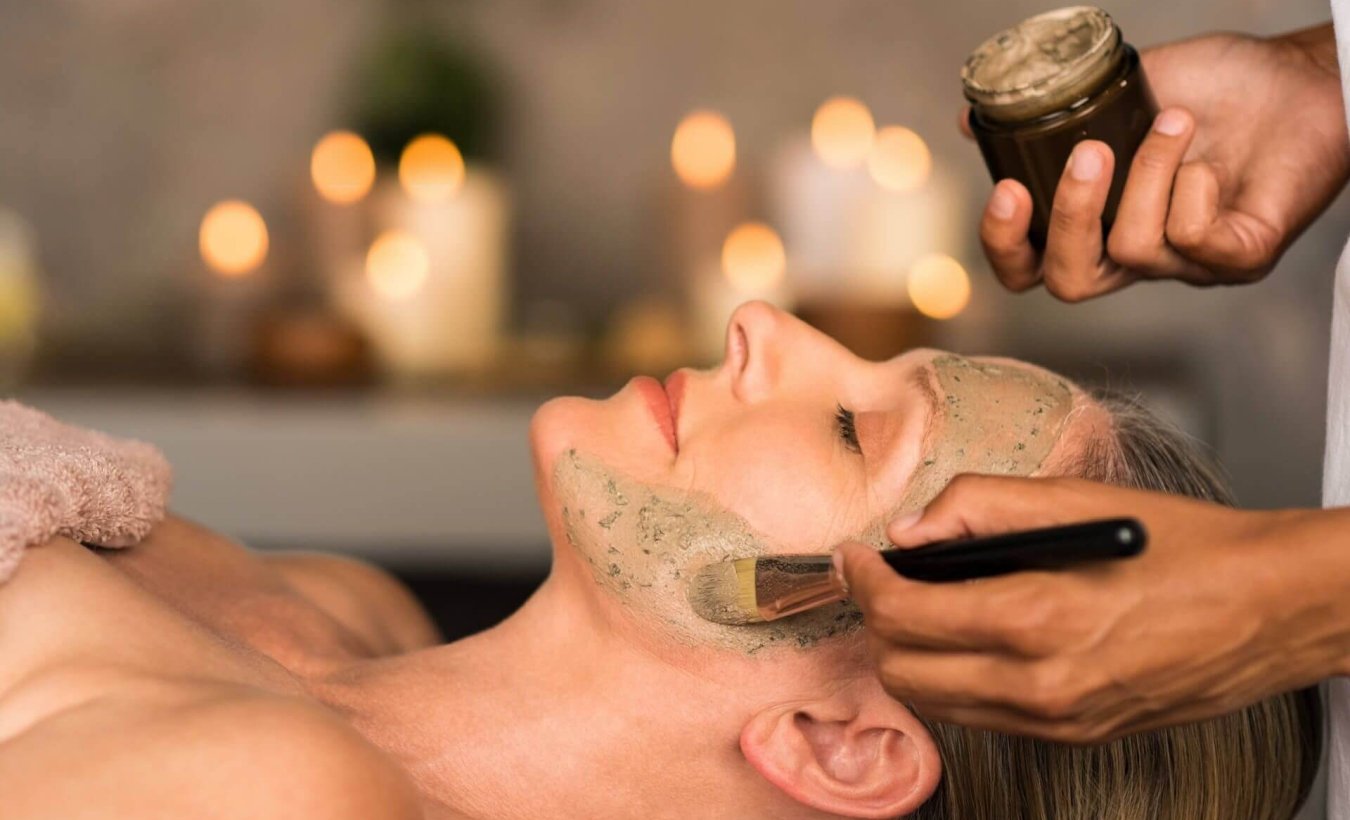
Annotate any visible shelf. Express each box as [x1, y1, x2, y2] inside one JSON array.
[[20, 388, 551, 570]]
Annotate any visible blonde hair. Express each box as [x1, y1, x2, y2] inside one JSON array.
[[910, 390, 1321, 820]]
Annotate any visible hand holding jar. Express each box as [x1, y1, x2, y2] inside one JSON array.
[[962, 8, 1349, 302]]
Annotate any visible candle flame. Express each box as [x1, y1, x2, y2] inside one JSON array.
[[671, 111, 736, 190], [400, 134, 466, 203], [311, 131, 376, 204], [722, 223, 786, 294], [199, 200, 268, 277], [869, 126, 931, 192], [908, 253, 970, 319], [811, 97, 875, 169], [366, 229, 430, 300]]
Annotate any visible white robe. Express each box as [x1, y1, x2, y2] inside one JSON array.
[[1323, 5, 1350, 817]]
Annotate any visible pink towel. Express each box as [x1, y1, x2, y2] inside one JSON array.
[[0, 400, 171, 582]]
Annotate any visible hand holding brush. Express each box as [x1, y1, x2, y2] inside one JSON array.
[[688, 518, 1146, 625]]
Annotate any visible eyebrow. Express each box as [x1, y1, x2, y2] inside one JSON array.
[[908, 364, 940, 448]]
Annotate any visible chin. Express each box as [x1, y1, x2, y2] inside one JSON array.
[[529, 396, 591, 485], [529, 385, 672, 508], [528, 396, 588, 549]]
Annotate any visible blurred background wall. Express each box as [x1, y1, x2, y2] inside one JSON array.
[[0, 0, 1345, 573]]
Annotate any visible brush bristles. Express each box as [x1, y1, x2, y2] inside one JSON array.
[[687, 557, 763, 625]]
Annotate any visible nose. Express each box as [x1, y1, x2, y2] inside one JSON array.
[[725, 301, 785, 401]]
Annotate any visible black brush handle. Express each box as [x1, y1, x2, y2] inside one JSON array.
[[881, 518, 1146, 582]]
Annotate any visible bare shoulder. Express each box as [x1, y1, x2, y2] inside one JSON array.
[[0, 535, 171, 699], [0, 538, 424, 818], [0, 687, 423, 820], [268, 551, 443, 653]]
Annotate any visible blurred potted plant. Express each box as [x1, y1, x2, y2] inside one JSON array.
[[353, 24, 499, 166], [324, 15, 511, 383]]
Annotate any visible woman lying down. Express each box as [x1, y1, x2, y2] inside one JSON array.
[[0, 302, 1320, 819]]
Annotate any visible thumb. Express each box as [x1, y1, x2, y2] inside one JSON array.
[[958, 107, 974, 140], [833, 541, 906, 607], [885, 509, 925, 547]]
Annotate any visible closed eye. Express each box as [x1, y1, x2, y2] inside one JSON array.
[[835, 404, 861, 455]]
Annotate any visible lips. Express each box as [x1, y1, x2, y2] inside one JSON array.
[[633, 376, 679, 454], [664, 369, 686, 439]]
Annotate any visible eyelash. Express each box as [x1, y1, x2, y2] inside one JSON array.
[[835, 404, 861, 454]]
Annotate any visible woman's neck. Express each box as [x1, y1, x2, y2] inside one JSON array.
[[314, 561, 774, 820]]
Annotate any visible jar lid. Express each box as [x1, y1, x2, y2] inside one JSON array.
[[961, 6, 1123, 123]]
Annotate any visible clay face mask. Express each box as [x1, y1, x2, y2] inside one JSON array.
[[896, 355, 1074, 513], [962, 6, 1122, 123], [552, 449, 862, 655], [550, 355, 1075, 655]]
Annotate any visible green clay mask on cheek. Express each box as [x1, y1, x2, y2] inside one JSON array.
[[896, 355, 1073, 512], [552, 449, 861, 655]]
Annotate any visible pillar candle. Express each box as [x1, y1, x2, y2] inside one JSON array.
[[333, 166, 510, 380]]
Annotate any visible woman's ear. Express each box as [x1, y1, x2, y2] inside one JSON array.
[[739, 676, 940, 819]]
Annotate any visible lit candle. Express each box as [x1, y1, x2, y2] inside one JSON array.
[[200, 200, 269, 277], [195, 199, 271, 376], [664, 110, 758, 359], [907, 252, 971, 320], [690, 221, 793, 360], [868, 125, 931, 193], [769, 108, 963, 307], [332, 134, 508, 380], [304, 131, 376, 293], [672, 111, 736, 190], [401, 134, 466, 204], [311, 130, 377, 205], [666, 110, 749, 278], [767, 134, 872, 299], [812, 96, 876, 170]]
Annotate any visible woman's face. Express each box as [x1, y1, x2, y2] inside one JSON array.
[[530, 301, 1087, 652]]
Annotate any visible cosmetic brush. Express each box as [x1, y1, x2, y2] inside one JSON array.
[[687, 518, 1145, 625]]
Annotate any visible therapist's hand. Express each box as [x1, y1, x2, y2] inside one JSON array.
[[835, 476, 1350, 743], [976, 24, 1350, 301]]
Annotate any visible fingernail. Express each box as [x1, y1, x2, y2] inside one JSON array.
[[1069, 144, 1103, 181], [988, 186, 1016, 220], [891, 510, 922, 531], [831, 548, 846, 578], [1153, 109, 1188, 136]]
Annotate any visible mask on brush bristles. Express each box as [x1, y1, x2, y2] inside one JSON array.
[[686, 558, 762, 625], [687, 554, 842, 625]]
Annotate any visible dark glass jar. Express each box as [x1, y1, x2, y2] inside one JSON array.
[[962, 7, 1158, 248]]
